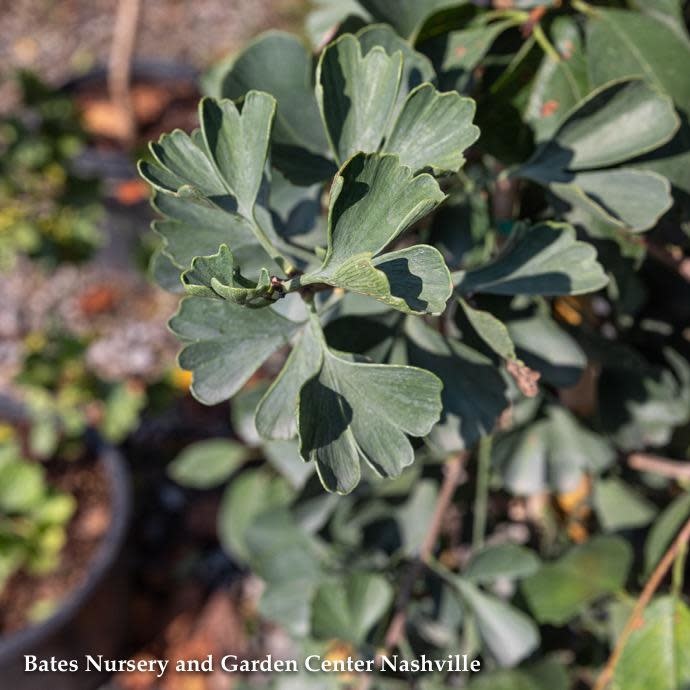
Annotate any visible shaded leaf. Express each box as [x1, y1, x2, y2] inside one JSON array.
[[316, 34, 402, 164], [455, 223, 608, 296], [218, 469, 294, 563], [521, 536, 631, 625], [182, 244, 274, 307], [525, 17, 590, 142], [459, 299, 517, 361], [465, 544, 540, 583], [311, 572, 393, 644], [301, 153, 450, 314], [404, 317, 508, 453], [169, 297, 301, 405], [299, 342, 443, 494], [384, 83, 479, 173]]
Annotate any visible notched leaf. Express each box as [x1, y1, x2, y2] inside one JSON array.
[[182, 244, 275, 308]]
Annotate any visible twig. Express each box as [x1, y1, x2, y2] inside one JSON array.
[[472, 435, 493, 549], [628, 453, 690, 481], [108, 0, 142, 146], [356, 454, 466, 690], [593, 515, 690, 690]]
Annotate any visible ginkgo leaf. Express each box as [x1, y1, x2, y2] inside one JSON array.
[[383, 83, 479, 173], [181, 246, 274, 308], [357, 24, 436, 109], [494, 406, 614, 495], [217, 31, 336, 185], [199, 92, 276, 217], [612, 597, 690, 690], [317, 34, 403, 164], [518, 79, 678, 231], [151, 192, 260, 271], [255, 319, 324, 440], [522, 537, 632, 625], [311, 572, 393, 644], [458, 299, 517, 361], [299, 348, 443, 493], [169, 297, 301, 405], [404, 317, 508, 453], [455, 222, 608, 296], [299, 153, 451, 314], [453, 578, 540, 667]]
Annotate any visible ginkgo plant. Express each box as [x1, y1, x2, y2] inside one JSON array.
[[141, 2, 690, 688]]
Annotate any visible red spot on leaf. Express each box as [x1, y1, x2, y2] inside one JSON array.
[[541, 100, 560, 117]]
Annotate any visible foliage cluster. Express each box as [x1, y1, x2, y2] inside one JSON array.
[[142, 1, 690, 687]]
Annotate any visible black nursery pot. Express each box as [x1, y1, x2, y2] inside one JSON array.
[[0, 447, 131, 690]]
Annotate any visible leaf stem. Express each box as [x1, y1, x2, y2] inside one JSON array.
[[472, 434, 493, 550], [532, 23, 561, 62], [593, 515, 690, 690], [248, 217, 297, 277]]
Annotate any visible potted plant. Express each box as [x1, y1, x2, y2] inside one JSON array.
[[134, 1, 690, 687]]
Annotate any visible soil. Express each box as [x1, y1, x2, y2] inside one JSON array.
[[0, 453, 112, 635]]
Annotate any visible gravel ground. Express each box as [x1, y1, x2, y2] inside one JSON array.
[[0, 0, 309, 112]]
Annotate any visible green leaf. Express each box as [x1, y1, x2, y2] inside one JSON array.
[[459, 299, 517, 361], [612, 596, 690, 690], [395, 480, 438, 556], [0, 460, 45, 512], [255, 319, 324, 440], [199, 92, 275, 218], [168, 439, 250, 489], [524, 17, 590, 142], [455, 223, 608, 296], [519, 79, 678, 230], [358, 0, 468, 41], [644, 491, 690, 577], [465, 544, 540, 583], [357, 24, 436, 105], [316, 34, 403, 164], [301, 153, 450, 314], [383, 83, 479, 173], [219, 32, 329, 156], [456, 579, 540, 667], [529, 79, 679, 170], [585, 8, 690, 194], [521, 536, 632, 625], [593, 477, 657, 532], [217, 31, 335, 185], [182, 244, 274, 308], [506, 308, 586, 387], [151, 192, 263, 272], [311, 572, 393, 644], [495, 407, 614, 495], [430, 19, 522, 89], [404, 317, 508, 453], [218, 469, 294, 563], [169, 297, 301, 405], [299, 343, 443, 494], [629, 0, 688, 37]]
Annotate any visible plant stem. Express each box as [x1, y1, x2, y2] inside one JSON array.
[[628, 453, 690, 481], [356, 454, 466, 690], [248, 218, 296, 277], [533, 22, 561, 62], [593, 515, 690, 690], [472, 434, 493, 550]]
